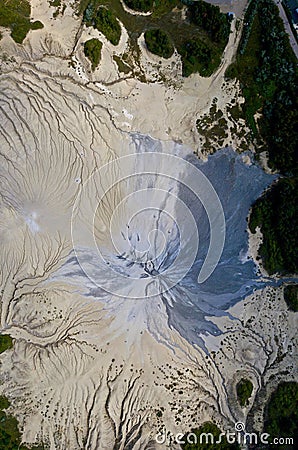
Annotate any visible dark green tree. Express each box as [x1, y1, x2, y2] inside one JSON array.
[[264, 382, 298, 449], [84, 38, 102, 70], [236, 379, 253, 407], [123, 0, 153, 12], [144, 29, 174, 59]]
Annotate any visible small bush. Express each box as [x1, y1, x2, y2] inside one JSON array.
[[187, 0, 231, 44], [180, 37, 219, 77], [0, 335, 13, 354], [84, 4, 121, 46], [182, 422, 240, 449], [264, 382, 298, 448], [30, 21, 44, 31], [123, 0, 153, 12], [284, 284, 298, 312], [144, 28, 174, 59], [84, 38, 102, 70], [0, 0, 44, 43], [249, 177, 298, 275], [236, 378, 253, 407]]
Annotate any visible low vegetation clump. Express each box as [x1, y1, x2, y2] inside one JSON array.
[[182, 422, 240, 449], [49, 0, 61, 6], [83, 2, 121, 45], [0, 396, 45, 449], [0, 334, 13, 353], [0, 0, 44, 44], [123, 0, 153, 12], [187, 0, 231, 44], [80, 0, 231, 77], [144, 28, 174, 58], [113, 54, 131, 73], [152, 0, 181, 17], [225, 0, 297, 172], [283, 284, 298, 312], [236, 378, 253, 407], [226, 0, 297, 276], [0, 337, 44, 449], [264, 382, 298, 448], [180, 37, 219, 77], [180, 0, 231, 77], [84, 38, 102, 70], [249, 178, 297, 275]]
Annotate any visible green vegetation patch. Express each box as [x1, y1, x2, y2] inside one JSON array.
[[182, 422, 240, 449], [180, 37, 220, 77], [144, 28, 174, 58], [236, 378, 253, 407], [227, 0, 298, 276], [113, 54, 131, 73], [284, 284, 298, 312], [152, 0, 181, 18], [179, 0, 231, 77], [0, 395, 45, 450], [123, 0, 153, 12], [0, 334, 13, 354], [0, 0, 44, 44], [84, 38, 102, 70], [187, 0, 231, 44], [124, 0, 180, 16], [30, 21, 44, 30], [249, 178, 298, 275], [264, 382, 298, 449], [196, 102, 228, 152], [225, 0, 297, 173], [80, 1, 231, 77], [83, 2, 121, 45], [49, 0, 61, 6]]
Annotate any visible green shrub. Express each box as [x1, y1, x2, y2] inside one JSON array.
[[284, 284, 298, 312], [0, 0, 44, 43], [123, 0, 153, 12], [236, 378, 253, 407], [182, 422, 240, 449], [83, 3, 121, 45], [84, 38, 102, 70], [0, 396, 10, 410], [264, 382, 298, 448], [0, 334, 13, 354], [187, 0, 231, 44], [230, 0, 298, 275], [179, 0, 231, 77], [180, 38, 220, 77], [249, 177, 298, 275], [30, 21, 44, 30], [144, 28, 174, 59], [225, 0, 297, 174], [0, 395, 45, 449], [153, 0, 181, 17]]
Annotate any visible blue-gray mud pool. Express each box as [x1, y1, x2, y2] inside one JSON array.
[[65, 134, 281, 348]]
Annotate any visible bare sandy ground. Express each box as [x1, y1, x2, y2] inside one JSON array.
[[0, 1, 297, 449]]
